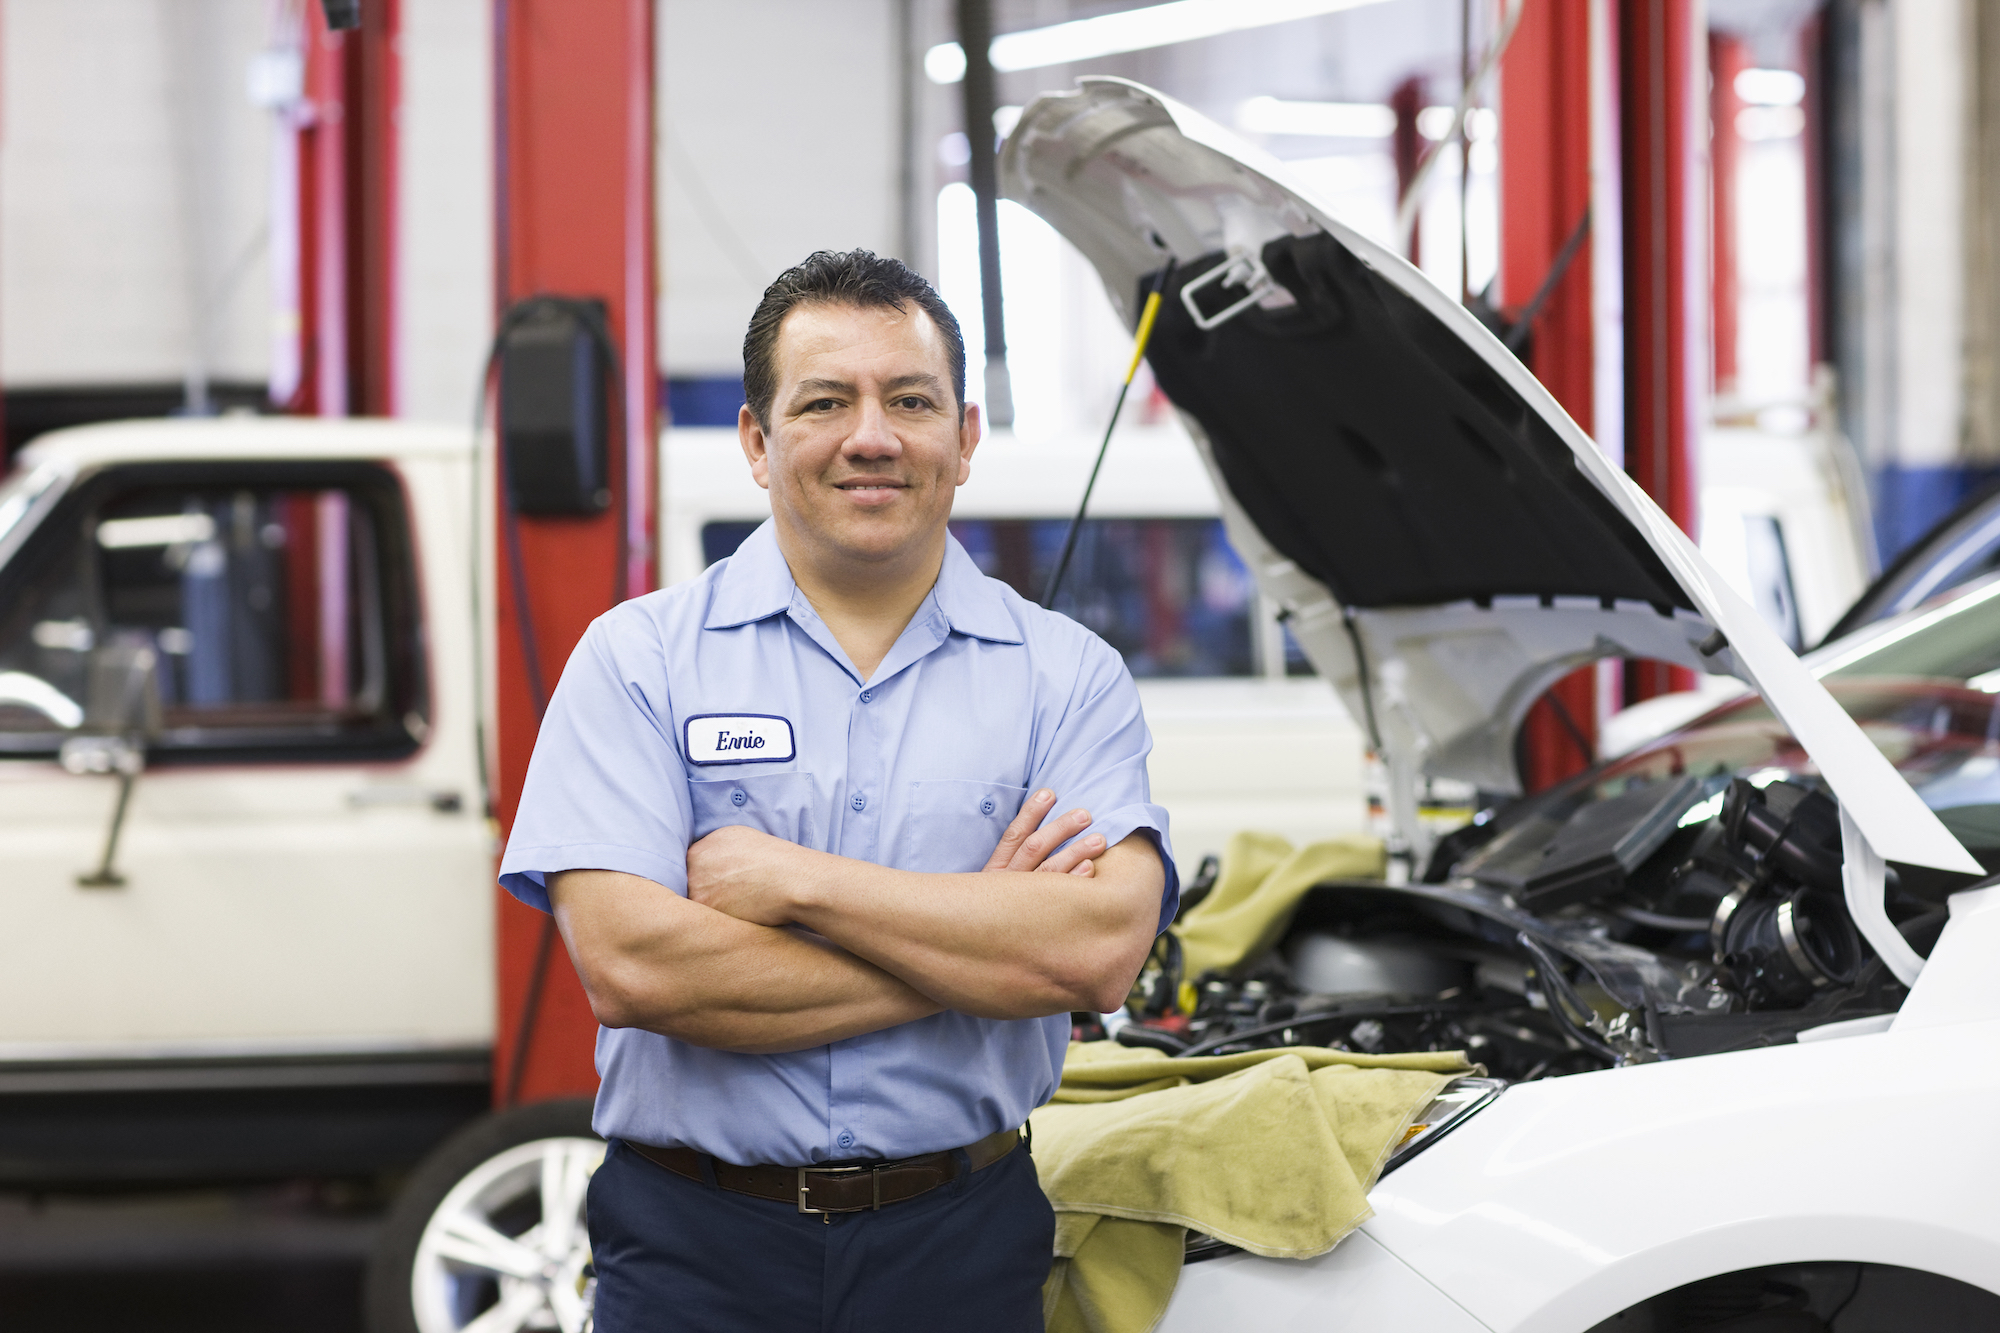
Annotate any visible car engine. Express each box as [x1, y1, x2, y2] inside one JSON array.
[[1099, 773, 1958, 1078]]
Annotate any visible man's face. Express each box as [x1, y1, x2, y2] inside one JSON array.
[[740, 301, 979, 575]]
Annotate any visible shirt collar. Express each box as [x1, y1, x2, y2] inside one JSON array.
[[932, 531, 1025, 645], [704, 520, 795, 629], [704, 519, 1024, 645]]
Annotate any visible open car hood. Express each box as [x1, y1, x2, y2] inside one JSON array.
[[1000, 78, 1979, 880]]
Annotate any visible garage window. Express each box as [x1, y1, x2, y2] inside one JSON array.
[[0, 461, 427, 761]]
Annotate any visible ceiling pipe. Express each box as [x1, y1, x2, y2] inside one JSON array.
[[956, 0, 1014, 427]]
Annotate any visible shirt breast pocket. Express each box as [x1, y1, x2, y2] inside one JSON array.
[[900, 779, 1028, 874], [688, 773, 818, 848]]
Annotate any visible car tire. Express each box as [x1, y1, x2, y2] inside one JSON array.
[[364, 1098, 602, 1333]]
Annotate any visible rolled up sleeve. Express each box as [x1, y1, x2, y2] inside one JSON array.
[[1031, 637, 1179, 932], [499, 609, 693, 913]]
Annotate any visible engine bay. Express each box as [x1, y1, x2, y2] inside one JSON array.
[[1101, 772, 1959, 1079]]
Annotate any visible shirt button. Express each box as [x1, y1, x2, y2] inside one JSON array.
[[731, 789, 747, 807], [981, 797, 996, 815], [850, 793, 867, 812], [860, 690, 873, 703], [837, 1130, 856, 1150]]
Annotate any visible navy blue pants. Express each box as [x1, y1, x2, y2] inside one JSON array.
[[588, 1139, 1055, 1332]]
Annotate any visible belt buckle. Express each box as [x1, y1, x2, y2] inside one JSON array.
[[796, 1164, 877, 1223]]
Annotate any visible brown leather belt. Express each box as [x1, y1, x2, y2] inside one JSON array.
[[625, 1127, 1021, 1220]]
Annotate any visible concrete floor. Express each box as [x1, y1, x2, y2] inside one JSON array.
[[0, 1186, 378, 1332]]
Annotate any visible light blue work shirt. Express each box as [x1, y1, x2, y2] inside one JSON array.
[[499, 520, 1176, 1166]]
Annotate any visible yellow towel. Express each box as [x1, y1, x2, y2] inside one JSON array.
[[1173, 831, 1386, 979], [1031, 1042, 1474, 1333]]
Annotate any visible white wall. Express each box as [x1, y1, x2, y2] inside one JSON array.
[[0, 0, 271, 388], [657, 0, 902, 377], [1893, 0, 1969, 469], [397, 0, 492, 423], [0, 0, 904, 403]]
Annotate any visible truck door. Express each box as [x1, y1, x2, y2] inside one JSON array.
[[0, 459, 492, 1058]]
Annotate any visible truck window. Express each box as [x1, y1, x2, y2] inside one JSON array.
[[0, 462, 426, 761], [702, 516, 1278, 678]]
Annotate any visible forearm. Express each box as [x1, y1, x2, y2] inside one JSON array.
[[788, 838, 1163, 1019], [550, 870, 940, 1055]]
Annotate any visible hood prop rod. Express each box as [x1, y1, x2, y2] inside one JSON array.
[[1041, 258, 1176, 610]]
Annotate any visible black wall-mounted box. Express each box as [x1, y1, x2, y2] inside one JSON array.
[[498, 300, 611, 516]]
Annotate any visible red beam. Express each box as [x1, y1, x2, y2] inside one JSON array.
[[1390, 75, 1427, 263], [1801, 15, 1828, 370], [1499, 0, 1601, 790], [491, 0, 659, 1107], [349, 0, 400, 415], [1499, 0, 1596, 425], [290, 0, 399, 417], [1710, 33, 1748, 400], [1620, 0, 1705, 702]]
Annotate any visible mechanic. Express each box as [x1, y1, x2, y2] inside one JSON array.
[[499, 249, 1176, 1331]]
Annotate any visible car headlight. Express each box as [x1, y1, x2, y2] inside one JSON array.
[[1383, 1076, 1506, 1173]]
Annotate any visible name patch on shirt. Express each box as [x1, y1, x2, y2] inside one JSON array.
[[684, 713, 795, 765]]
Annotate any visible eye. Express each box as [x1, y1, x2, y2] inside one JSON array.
[[806, 398, 841, 412], [894, 395, 931, 411]]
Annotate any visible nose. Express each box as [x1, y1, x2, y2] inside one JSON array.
[[844, 394, 903, 462]]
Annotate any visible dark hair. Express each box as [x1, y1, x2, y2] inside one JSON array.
[[741, 249, 966, 430]]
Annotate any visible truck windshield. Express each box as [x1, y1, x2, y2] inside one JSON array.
[[0, 461, 65, 565]]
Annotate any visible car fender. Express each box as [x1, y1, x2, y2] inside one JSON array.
[[1360, 1016, 2000, 1332]]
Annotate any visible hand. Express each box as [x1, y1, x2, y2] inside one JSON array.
[[981, 789, 1103, 878], [686, 824, 807, 926]]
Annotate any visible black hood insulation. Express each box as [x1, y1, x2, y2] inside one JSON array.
[[1142, 233, 1693, 613]]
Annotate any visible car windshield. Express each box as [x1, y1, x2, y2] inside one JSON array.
[[1812, 571, 2000, 687], [1601, 574, 2000, 861]]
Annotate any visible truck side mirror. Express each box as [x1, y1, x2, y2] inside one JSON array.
[[60, 635, 161, 887], [83, 634, 162, 740]]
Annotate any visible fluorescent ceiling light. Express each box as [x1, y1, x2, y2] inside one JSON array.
[[1237, 98, 1497, 143], [1734, 67, 1804, 107], [926, 0, 1394, 84], [1237, 97, 1395, 138], [1736, 105, 1804, 141]]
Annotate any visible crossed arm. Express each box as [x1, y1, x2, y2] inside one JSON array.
[[548, 789, 1165, 1055]]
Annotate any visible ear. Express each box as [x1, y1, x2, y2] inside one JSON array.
[[738, 404, 772, 491], [956, 401, 981, 487]]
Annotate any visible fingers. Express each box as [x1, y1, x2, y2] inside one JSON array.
[[983, 789, 1057, 871], [1010, 807, 1093, 873], [1036, 831, 1103, 875], [1068, 859, 1094, 877]]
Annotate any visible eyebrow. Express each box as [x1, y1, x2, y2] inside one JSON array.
[[787, 374, 949, 403]]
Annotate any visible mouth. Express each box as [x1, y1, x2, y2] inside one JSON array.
[[832, 478, 908, 504]]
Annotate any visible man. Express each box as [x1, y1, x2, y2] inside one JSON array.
[[500, 249, 1175, 1330]]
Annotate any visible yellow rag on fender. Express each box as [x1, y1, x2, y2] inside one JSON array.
[[1030, 1042, 1475, 1333], [1173, 831, 1386, 979]]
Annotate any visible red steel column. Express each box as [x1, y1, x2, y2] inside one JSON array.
[[290, 0, 399, 416], [1710, 33, 1749, 401], [1800, 15, 1827, 371], [351, 0, 399, 415], [1391, 76, 1428, 263], [1621, 0, 1706, 701], [1500, 0, 1602, 790], [491, 0, 659, 1105]]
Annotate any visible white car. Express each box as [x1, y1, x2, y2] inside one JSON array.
[[1001, 79, 2000, 1330]]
